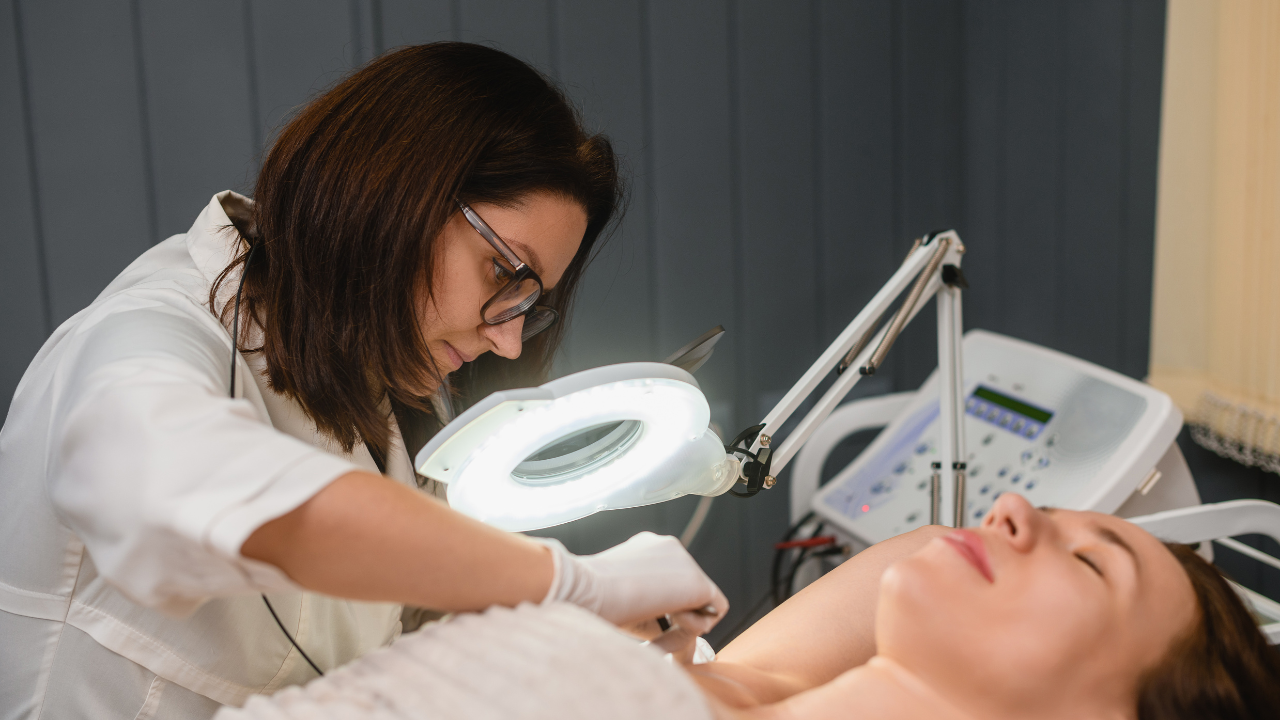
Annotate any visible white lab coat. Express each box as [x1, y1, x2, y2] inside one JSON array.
[[0, 192, 431, 719]]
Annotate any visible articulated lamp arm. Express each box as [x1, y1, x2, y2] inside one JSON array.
[[727, 231, 971, 526]]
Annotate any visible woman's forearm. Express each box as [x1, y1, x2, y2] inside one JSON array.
[[712, 524, 947, 692], [240, 471, 553, 611]]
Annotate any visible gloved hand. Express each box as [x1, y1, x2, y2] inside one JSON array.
[[536, 532, 729, 635]]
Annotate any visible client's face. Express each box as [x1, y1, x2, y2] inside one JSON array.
[[877, 493, 1196, 719]]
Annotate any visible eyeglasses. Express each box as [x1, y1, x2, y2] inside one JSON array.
[[457, 200, 560, 342]]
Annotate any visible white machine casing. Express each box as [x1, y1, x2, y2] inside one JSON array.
[[803, 330, 1197, 546]]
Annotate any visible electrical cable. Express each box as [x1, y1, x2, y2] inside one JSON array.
[[229, 242, 325, 678]]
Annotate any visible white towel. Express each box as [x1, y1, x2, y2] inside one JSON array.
[[216, 602, 714, 720]]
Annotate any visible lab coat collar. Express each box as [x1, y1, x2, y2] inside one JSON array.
[[186, 190, 256, 315]]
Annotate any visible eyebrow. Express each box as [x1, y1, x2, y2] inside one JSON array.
[[505, 239, 546, 279], [1096, 526, 1140, 568]]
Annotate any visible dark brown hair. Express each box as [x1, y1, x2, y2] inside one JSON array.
[[1137, 543, 1280, 719], [213, 43, 620, 456]]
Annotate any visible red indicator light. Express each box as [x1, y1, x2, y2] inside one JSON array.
[[861, 504, 870, 513]]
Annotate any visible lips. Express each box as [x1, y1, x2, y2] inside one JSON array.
[[942, 529, 994, 583], [442, 342, 466, 370]]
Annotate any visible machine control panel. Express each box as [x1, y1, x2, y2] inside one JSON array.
[[812, 331, 1178, 545]]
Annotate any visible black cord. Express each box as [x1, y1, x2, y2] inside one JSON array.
[[261, 595, 325, 677], [229, 243, 324, 678]]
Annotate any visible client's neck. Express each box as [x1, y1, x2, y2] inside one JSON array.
[[754, 655, 974, 720]]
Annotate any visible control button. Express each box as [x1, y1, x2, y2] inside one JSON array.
[[1046, 434, 1057, 447], [965, 397, 976, 411], [1021, 450, 1034, 464], [997, 466, 1009, 478], [894, 462, 909, 475], [993, 491, 1004, 500], [1011, 473, 1022, 484], [871, 481, 887, 494], [1036, 456, 1050, 469], [1025, 480, 1037, 490], [974, 508, 986, 520], [999, 413, 1011, 427], [986, 408, 1000, 421], [979, 484, 991, 495], [915, 443, 929, 455], [1012, 418, 1025, 432], [917, 480, 928, 491], [907, 512, 919, 523], [975, 402, 988, 415], [969, 465, 981, 477], [982, 433, 995, 446], [1024, 424, 1039, 437]]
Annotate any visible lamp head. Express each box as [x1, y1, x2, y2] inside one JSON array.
[[415, 363, 739, 531]]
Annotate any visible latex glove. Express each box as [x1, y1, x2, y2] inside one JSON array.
[[536, 532, 729, 635]]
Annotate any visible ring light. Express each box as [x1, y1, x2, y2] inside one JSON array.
[[416, 363, 739, 531]]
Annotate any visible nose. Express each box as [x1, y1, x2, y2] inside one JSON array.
[[480, 316, 524, 359], [982, 492, 1042, 553]]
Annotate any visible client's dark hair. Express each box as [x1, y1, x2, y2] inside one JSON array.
[[212, 42, 620, 457], [1137, 543, 1280, 719]]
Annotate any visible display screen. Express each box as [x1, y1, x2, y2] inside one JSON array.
[[972, 386, 1053, 423]]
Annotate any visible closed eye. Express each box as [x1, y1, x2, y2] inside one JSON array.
[[1076, 552, 1103, 577]]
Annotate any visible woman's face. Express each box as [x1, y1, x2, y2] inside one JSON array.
[[419, 192, 587, 382], [878, 493, 1197, 719]]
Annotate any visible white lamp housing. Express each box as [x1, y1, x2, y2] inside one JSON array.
[[415, 362, 739, 531]]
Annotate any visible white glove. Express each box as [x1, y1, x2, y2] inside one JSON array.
[[536, 532, 729, 635]]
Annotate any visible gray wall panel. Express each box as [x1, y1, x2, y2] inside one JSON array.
[[735, 0, 820, 608], [377, 0, 454, 49], [646, 0, 748, 619], [1121, 0, 1166, 379], [249, 0, 362, 144], [817, 0, 896, 345], [1060, 0, 1126, 371], [136, 2, 259, 237], [0, 2, 48, 406], [458, 0, 553, 73], [997, 0, 1063, 351], [19, 0, 154, 323], [547, 0, 663, 553]]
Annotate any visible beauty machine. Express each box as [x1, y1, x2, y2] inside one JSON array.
[[794, 330, 1199, 547]]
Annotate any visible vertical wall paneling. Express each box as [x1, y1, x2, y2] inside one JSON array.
[[995, 0, 1064, 350], [1059, 0, 1126, 371], [647, 0, 747, 623], [0, 1, 49, 406], [18, 0, 155, 324], [892, 0, 964, 389], [249, 0, 359, 148], [735, 0, 820, 606], [544, 1, 664, 553], [457, 0, 553, 74], [958, 2, 1006, 342], [1120, 0, 1167, 379], [376, 0, 453, 50], [817, 0, 897, 346], [136, 2, 260, 238]]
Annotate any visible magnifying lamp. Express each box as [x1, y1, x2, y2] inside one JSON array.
[[416, 231, 971, 532]]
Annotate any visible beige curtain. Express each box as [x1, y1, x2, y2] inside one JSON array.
[[1149, 0, 1280, 471]]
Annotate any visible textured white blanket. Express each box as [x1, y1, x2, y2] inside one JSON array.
[[216, 602, 714, 720]]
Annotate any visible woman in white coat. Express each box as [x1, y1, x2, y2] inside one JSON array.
[[0, 43, 726, 719]]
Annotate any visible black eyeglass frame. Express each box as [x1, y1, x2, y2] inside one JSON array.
[[456, 200, 559, 340]]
